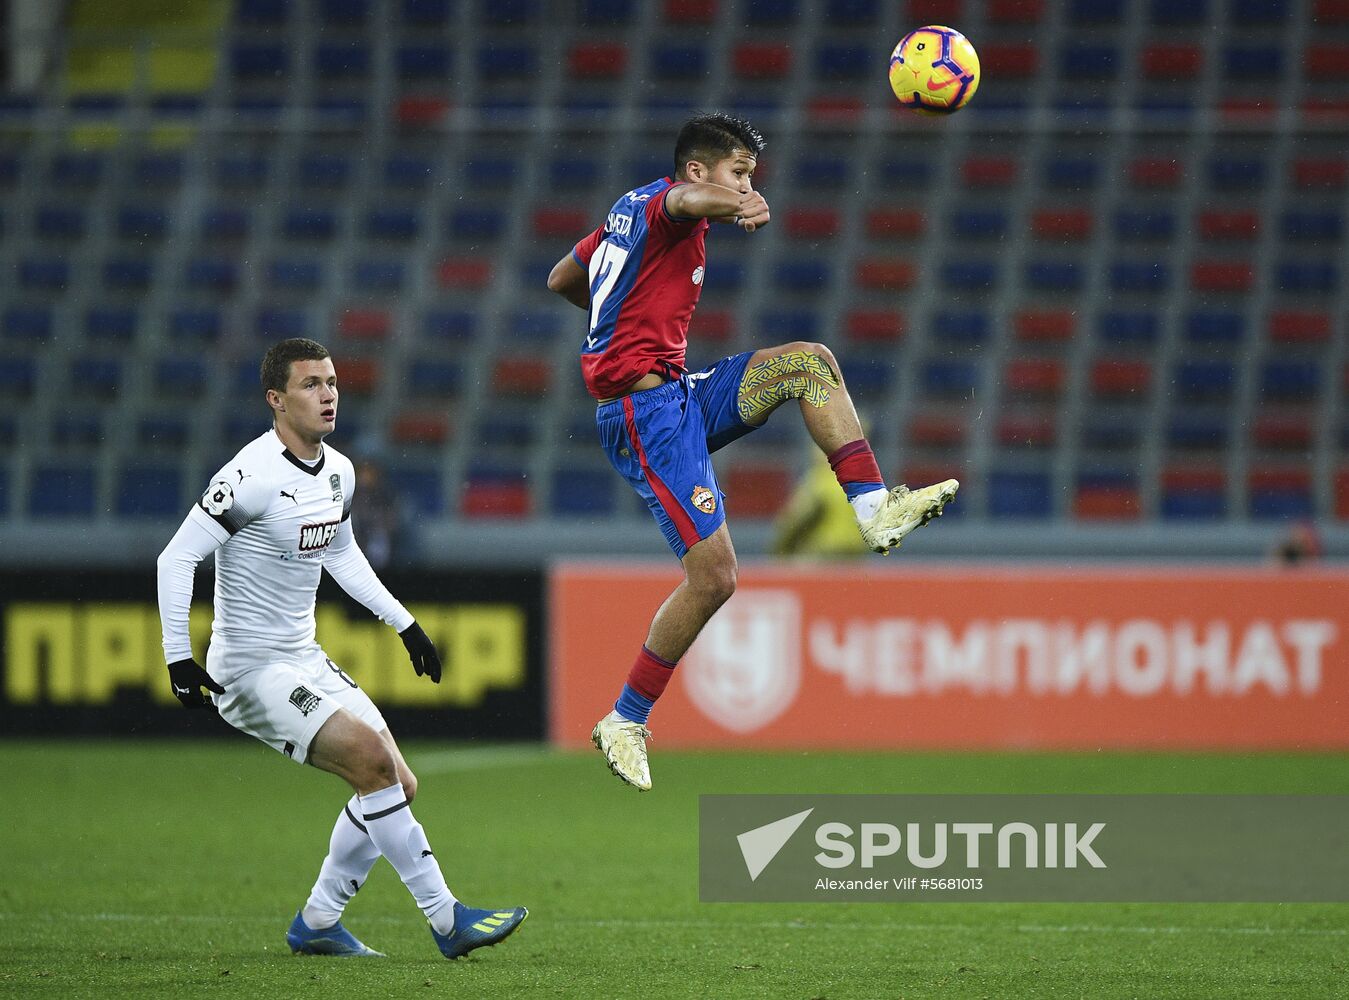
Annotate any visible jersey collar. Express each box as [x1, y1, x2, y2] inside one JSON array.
[[273, 429, 326, 476]]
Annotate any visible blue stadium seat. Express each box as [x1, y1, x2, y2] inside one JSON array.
[[236, 0, 289, 24], [795, 155, 850, 187], [1098, 311, 1160, 344], [385, 154, 434, 189], [201, 207, 250, 241], [1176, 361, 1235, 400], [478, 44, 539, 78], [321, 0, 369, 25], [1277, 262, 1338, 293], [4, 306, 52, 341], [388, 467, 445, 514], [482, 0, 538, 23], [424, 309, 478, 341], [298, 153, 352, 188], [508, 310, 564, 339], [1167, 415, 1228, 449], [551, 467, 615, 516], [1224, 45, 1283, 78], [1044, 158, 1099, 189], [479, 417, 534, 447], [402, 0, 450, 23], [774, 261, 830, 291], [1281, 211, 1342, 241], [85, 306, 137, 341], [815, 44, 869, 79], [935, 311, 991, 345], [1114, 209, 1176, 240], [447, 207, 506, 240], [0, 465, 7, 516], [365, 207, 419, 240], [1261, 361, 1319, 400], [1151, 0, 1207, 23], [759, 310, 820, 341], [352, 259, 406, 292], [1185, 311, 1245, 343], [398, 45, 451, 80], [268, 258, 323, 290], [1060, 44, 1119, 78], [1111, 261, 1170, 293], [1071, 0, 1126, 22], [650, 44, 708, 78], [116, 466, 183, 517], [255, 306, 307, 339], [1082, 417, 1141, 450], [231, 42, 289, 78], [156, 357, 209, 394], [580, 0, 633, 24], [840, 358, 891, 395], [29, 466, 95, 518], [50, 152, 103, 186], [942, 262, 998, 291], [19, 257, 69, 291], [1232, 0, 1288, 19], [71, 358, 122, 397], [0, 152, 20, 188], [408, 361, 463, 396], [137, 415, 189, 448], [951, 209, 1008, 239], [826, 0, 879, 22], [35, 205, 85, 240], [169, 307, 221, 341], [1135, 95, 1196, 119], [550, 156, 601, 188], [0, 358, 36, 398], [1162, 490, 1225, 519], [922, 361, 980, 396], [216, 154, 268, 188], [1208, 157, 1266, 189], [282, 208, 337, 240], [52, 416, 102, 447], [118, 206, 168, 241], [1250, 489, 1312, 520], [1026, 261, 1083, 292], [135, 152, 184, 187], [989, 471, 1052, 519], [316, 42, 371, 79], [103, 258, 153, 291], [744, 0, 797, 23]]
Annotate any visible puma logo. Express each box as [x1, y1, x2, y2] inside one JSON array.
[[420, 849, 435, 859], [237, 468, 250, 483], [280, 489, 298, 504]]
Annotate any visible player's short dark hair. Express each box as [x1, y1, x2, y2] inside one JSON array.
[[674, 113, 766, 178], [260, 338, 331, 394]]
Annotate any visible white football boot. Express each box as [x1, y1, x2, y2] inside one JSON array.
[[591, 710, 653, 791], [858, 479, 960, 554]]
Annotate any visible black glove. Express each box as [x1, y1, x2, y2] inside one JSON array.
[[400, 621, 442, 683], [168, 658, 225, 709]]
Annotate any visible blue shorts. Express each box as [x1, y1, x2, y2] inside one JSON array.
[[596, 352, 756, 559]]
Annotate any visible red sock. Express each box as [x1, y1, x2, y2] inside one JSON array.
[[627, 645, 677, 700], [827, 439, 885, 499]]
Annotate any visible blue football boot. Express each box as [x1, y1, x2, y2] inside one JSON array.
[[430, 901, 528, 959], [286, 911, 385, 957]]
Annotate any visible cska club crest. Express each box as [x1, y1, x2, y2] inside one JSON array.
[[691, 485, 717, 515]]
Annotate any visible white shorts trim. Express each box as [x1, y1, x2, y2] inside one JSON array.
[[206, 643, 386, 765]]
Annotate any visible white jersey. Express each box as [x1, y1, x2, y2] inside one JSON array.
[[158, 428, 412, 662]]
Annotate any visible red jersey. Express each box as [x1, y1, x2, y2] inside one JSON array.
[[571, 177, 710, 399]]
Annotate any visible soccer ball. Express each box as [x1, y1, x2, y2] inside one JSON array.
[[889, 25, 981, 115]]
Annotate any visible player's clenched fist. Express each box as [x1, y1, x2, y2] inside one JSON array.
[[167, 658, 226, 709], [400, 621, 443, 683], [736, 191, 770, 233]]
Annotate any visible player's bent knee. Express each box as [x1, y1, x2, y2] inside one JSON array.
[[401, 770, 419, 802], [737, 346, 842, 424]]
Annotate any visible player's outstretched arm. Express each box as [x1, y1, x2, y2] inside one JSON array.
[[666, 183, 771, 232], [156, 514, 227, 708], [546, 254, 590, 310]]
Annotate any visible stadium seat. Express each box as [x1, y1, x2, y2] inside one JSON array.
[[169, 307, 220, 342], [840, 358, 891, 395], [255, 307, 306, 339], [650, 43, 707, 78], [998, 414, 1057, 449], [1129, 157, 1184, 187], [282, 207, 337, 240], [390, 411, 450, 446], [4, 306, 52, 342], [71, 358, 122, 399], [50, 152, 103, 188], [1191, 261, 1254, 293], [35, 205, 85, 240], [846, 311, 905, 342], [268, 258, 322, 291], [1061, 43, 1119, 79], [436, 258, 493, 289], [1197, 209, 1259, 241], [962, 157, 1018, 187], [1031, 209, 1092, 241], [1026, 261, 1082, 292], [1261, 361, 1319, 401], [156, 357, 209, 395], [733, 43, 792, 78], [758, 309, 820, 342], [352, 259, 405, 292], [29, 466, 96, 518], [385, 154, 434, 190], [201, 207, 250, 242], [232, 42, 289, 79], [493, 358, 552, 396], [1075, 472, 1140, 520], [1015, 310, 1075, 341], [909, 414, 966, 447], [1167, 413, 1228, 450], [365, 207, 419, 241], [338, 309, 391, 339], [981, 43, 1037, 78], [1114, 209, 1176, 241], [463, 478, 530, 518], [989, 471, 1052, 519], [1277, 262, 1338, 293], [104, 258, 153, 292], [785, 208, 840, 240], [1252, 412, 1313, 450], [942, 261, 998, 291], [922, 360, 980, 397], [774, 261, 830, 291], [866, 209, 926, 239], [1337, 468, 1349, 520], [1176, 361, 1235, 401], [398, 45, 452, 81], [1185, 311, 1245, 344], [855, 259, 917, 290], [116, 466, 182, 518], [1098, 311, 1160, 344], [1005, 359, 1065, 398], [1111, 261, 1170, 293], [408, 360, 463, 397], [1292, 158, 1347, 188], [316, 42, 371, 79], [723, 465, 791, 517], [1269, 311, 1331, 343], [1141, 43, 1203, 78], [389, 467, 446, 515], [1307, 44, 1349, 79], [85, 307, 136, 342], [424, 309, 477, 341], [1281, 210, 1342, 241], [1249, 468, 1313, 520], [1091, 360, 1151, 397], [950, 209, 1008, 239], [1082, 415, 1141, 451], [688, 308, 734, 343], [1160, 467, 1225, 519], [815, 44, 870, 80], [19, 257, 70, 291], [550, 467, 615, 516], [0, 358, 35, 399]]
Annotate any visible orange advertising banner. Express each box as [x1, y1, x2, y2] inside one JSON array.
[[549, 564, 1349, 749]]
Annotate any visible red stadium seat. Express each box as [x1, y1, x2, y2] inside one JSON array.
[[1005, 358, 1065, 397], [1336, 469, 1349, 519], [1249, 467, 1312, 492], [1315, 0, 1349, 23], [1292, 158, 1348, 188], [909, 0, 963, 21], [1301, 98, 1349, 120], [866, 208, 926, 239], [335, 357, 380, 394], [1015, 309, 1076, 341], [568, 43, 629, 79], [997, 413, 1057, 447], [723, 465, 790, 517], [532, 207, 589, 237], [962, 157, 1018, 187], [688, 308, 735, 342], [784, 207, 841, 240], [1141, 44, 1202, 78], [855, 259, 917, 290], [1075, 485, 1140, 520], [395, 96, 449, 126], [1031, 209, 1092, 240], [391, 411, 450, 445], [436, 258, 492, 288], [1091, 360, 1151, 397], [1197, 210, 1259, 240], [492, 357, 552, 396], [1191, 261, 1254, 293], [909, 414, 966, 446], [1253, 412, 1314, 450], [1269, 311, 1331, 343], [1220, 99, 1276, 123], [463, 481, 530, 518], [1306, 44, 1349, 78], [806, 96, 865, 124], [1162, 466, 1226, 492], [664, 0, 715, 23], [980, 44, 1038, 77], [732, 42, 792, 78], [903, 463, 965, 490], [338, 308, 391, 339], [1130, 158, 1184, 187], [846, 310, 906, 342], [988, 0, 1041, 22]]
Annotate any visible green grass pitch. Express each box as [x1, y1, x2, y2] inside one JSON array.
[[2, 740, 1345, 999]]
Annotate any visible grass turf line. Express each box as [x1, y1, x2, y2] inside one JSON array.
[[1, 741, 1345, 999]]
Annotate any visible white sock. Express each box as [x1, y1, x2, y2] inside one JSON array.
[[849, 486, 888, 523], [358, 782, 458, 935], [302, 796, 380, 930]]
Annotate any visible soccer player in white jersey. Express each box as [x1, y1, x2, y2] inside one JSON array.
[[156, 338, 526, 959]]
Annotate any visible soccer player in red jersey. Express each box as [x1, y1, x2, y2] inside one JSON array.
[[547, 114, 958, 790]]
